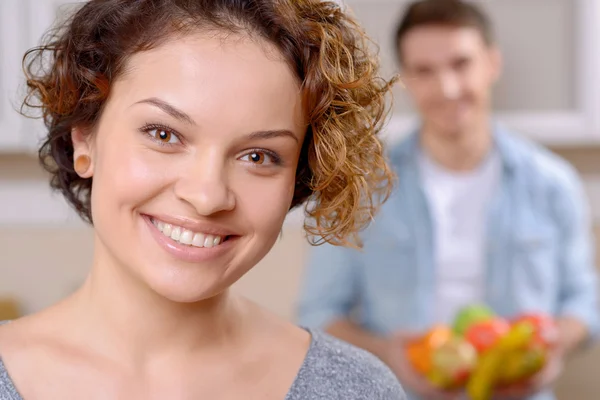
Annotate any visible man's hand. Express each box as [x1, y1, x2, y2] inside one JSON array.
[[386, 331, 464, 400], [493, 345, 565, 399], [494, 315, 590, 399]]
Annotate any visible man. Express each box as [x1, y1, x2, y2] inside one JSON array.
[[296, 1, 599, 399]]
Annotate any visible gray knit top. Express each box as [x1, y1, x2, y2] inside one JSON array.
[[0, 325, 405, 400]]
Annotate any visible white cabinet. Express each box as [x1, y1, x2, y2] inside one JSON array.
[[0, 0, 28, 152], [0, 0, 85, 153], [20, 0, 87, 152]]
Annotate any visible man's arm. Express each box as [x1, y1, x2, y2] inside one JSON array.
[[555, 316, 589, 357], [296, 243, 361, 331], [297, 243, 391, 363], [553, 168, 600, 354]]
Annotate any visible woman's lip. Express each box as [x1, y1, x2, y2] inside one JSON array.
[[142, 213, 238, 237], [142, 215, 237, 263]]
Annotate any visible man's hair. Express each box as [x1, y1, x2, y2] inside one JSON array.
[[394, 0, 494, 62]]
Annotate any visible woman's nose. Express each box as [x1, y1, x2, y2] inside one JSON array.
[[174, 151, 236, 216]]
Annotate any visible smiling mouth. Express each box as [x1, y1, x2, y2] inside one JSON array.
[[149, 217, 231, 248]]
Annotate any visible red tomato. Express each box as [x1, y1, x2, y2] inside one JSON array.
[[465, 318, 510, 353], [512, 313, 559, 348]]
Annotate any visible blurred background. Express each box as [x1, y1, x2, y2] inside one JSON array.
[[1, 1, 599, 399]]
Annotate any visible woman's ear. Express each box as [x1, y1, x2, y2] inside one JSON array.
[[72, 126, 94, 178]]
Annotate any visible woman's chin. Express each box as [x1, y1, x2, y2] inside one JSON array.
[[142, 272, 232, 304]]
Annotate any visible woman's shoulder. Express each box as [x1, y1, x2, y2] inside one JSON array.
[[287, 329, 406, 400], [0, 321, 21, 400], [0, 359, 19, 400]]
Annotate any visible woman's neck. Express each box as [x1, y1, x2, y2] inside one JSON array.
[[62, 238, 248, 366]]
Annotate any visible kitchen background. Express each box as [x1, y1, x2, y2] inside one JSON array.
[[1, 0, 600, 399]]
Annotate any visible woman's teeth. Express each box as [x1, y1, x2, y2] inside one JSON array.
[[151, 219, 225, 248]]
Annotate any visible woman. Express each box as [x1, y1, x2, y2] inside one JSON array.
[[0, 0, 402, 399]]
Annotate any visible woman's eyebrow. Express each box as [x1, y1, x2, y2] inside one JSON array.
[[132, 97, 299, 143], [132, 97, 196, 126], [246, 129, 298, 143]]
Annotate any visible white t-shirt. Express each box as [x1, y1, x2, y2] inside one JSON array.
[[418, 149, 502, 325]]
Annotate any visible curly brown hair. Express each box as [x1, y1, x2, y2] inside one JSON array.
[[22, 0, 396, 248]]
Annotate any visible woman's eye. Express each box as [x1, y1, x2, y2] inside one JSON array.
[[240, 151, 273, 165], [149, 128, 180, 144]]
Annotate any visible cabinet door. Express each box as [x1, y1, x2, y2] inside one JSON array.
[[0, 0, 27, 152]]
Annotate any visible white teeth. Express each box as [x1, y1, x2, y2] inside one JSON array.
[[180, 230, 194, 245], [192, 233, 206, 247], [170, 226, 181, 241], [151, 218, 226, 248]]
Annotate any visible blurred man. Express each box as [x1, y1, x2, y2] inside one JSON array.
[[297, 1, 599, 399]]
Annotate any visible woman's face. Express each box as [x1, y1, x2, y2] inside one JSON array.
[[74, 33, 305, 302]]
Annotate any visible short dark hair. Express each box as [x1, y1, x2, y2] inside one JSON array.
[[394, 0, 494, 62]]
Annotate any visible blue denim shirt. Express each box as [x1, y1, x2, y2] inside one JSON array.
[[296, 126, 600, 400]]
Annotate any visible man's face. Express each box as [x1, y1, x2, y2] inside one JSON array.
[[399, 25, 501, 137]]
